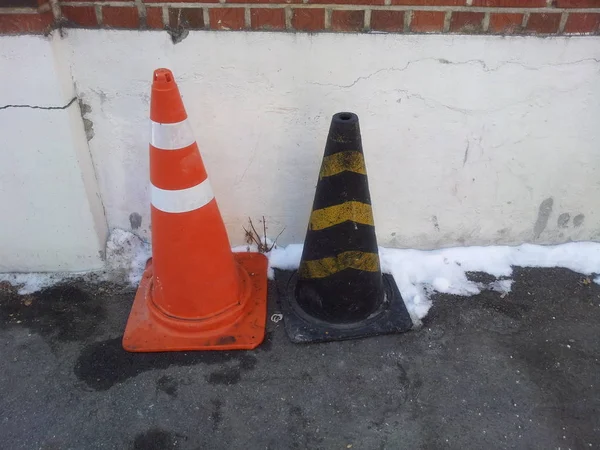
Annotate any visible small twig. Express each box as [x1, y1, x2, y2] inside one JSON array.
[[267, 227, 286, 252], [249, 218, 262, 245], [246, 218, 267, 252], [243, 217, 285, 254], [243, 226, 261, 247]]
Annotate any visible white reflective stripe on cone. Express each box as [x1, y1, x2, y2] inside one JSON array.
[[151, 179, 214, 213], [150, 119, 196, 150]]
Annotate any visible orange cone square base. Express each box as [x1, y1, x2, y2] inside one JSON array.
[[122, 252, 268, 352]]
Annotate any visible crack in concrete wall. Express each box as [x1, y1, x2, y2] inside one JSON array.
[[309, 58, 600, 89], [0, 97, 77, 111]]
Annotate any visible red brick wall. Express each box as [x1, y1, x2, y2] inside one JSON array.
[[1, 0, 599, 35]]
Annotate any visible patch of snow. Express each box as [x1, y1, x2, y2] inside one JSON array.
[[0, 272, 84, 295], [267, 244, 303, 279], [488, 279, 514, 295], [104, 229, 151, 285], [2, 230, 600, 327], [268, 242, 600, 326]]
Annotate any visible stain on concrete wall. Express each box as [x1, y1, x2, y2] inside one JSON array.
[[78, 99, 94, 141], [129, 212, 142, 230], [574, 214, 585, 227], [533, 198, 554, 240], [557, 213, 570, 228], [431, 216, 440, 232]]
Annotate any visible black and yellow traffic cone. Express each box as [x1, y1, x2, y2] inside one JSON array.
[[274, 112, 413, 343]]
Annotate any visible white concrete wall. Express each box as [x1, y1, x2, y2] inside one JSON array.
[[65, 30, 600, 249], [2, 30, 600, 273], [0, 34, 107, 272]]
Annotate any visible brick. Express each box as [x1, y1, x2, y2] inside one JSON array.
[[291, 8, 325, 31], [488, 12, 523, 33], [2, 0, 38, 6], [209, 8, 245, 30], [145, 7, 163, 29], [526, 13, 561, 33], [62, 6, 97, 28], [102, 7, 139, 29], [0, 11, 52, 33], [410, 10, 445, 32], [144, 0, 212, 3], [250, 8, 285, 30], [229, 0, 301, 3], [370, 10, 405, 32], [564, 13, 600, 33], [331, 9, 364, 31], [170, 8, 204, 29], [450, 11, 484, 32], [391, 0, 462, 5], [472, 0, 545, 6], [556, 0, 600, 7], [310, 0, 382, 4]]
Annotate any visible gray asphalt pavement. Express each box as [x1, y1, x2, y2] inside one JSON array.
[[0, 267, 599, 449]]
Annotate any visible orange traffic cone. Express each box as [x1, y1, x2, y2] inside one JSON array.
[[122, 68, 268, 352]]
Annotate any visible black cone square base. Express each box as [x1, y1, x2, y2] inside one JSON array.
[[274, 269, 413, 343]]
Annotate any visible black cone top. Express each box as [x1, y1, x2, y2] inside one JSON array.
[[295, 112, 385, 324], [324, 112, 361, 153]]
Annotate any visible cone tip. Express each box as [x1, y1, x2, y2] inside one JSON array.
[[333, 112, 358, 123], [153, 68, 175, 87]]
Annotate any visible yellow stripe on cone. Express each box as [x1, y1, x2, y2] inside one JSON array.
[[298, 251, 380, 279], [309, 201, 374, 231], [319, 151, 367, 179]]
